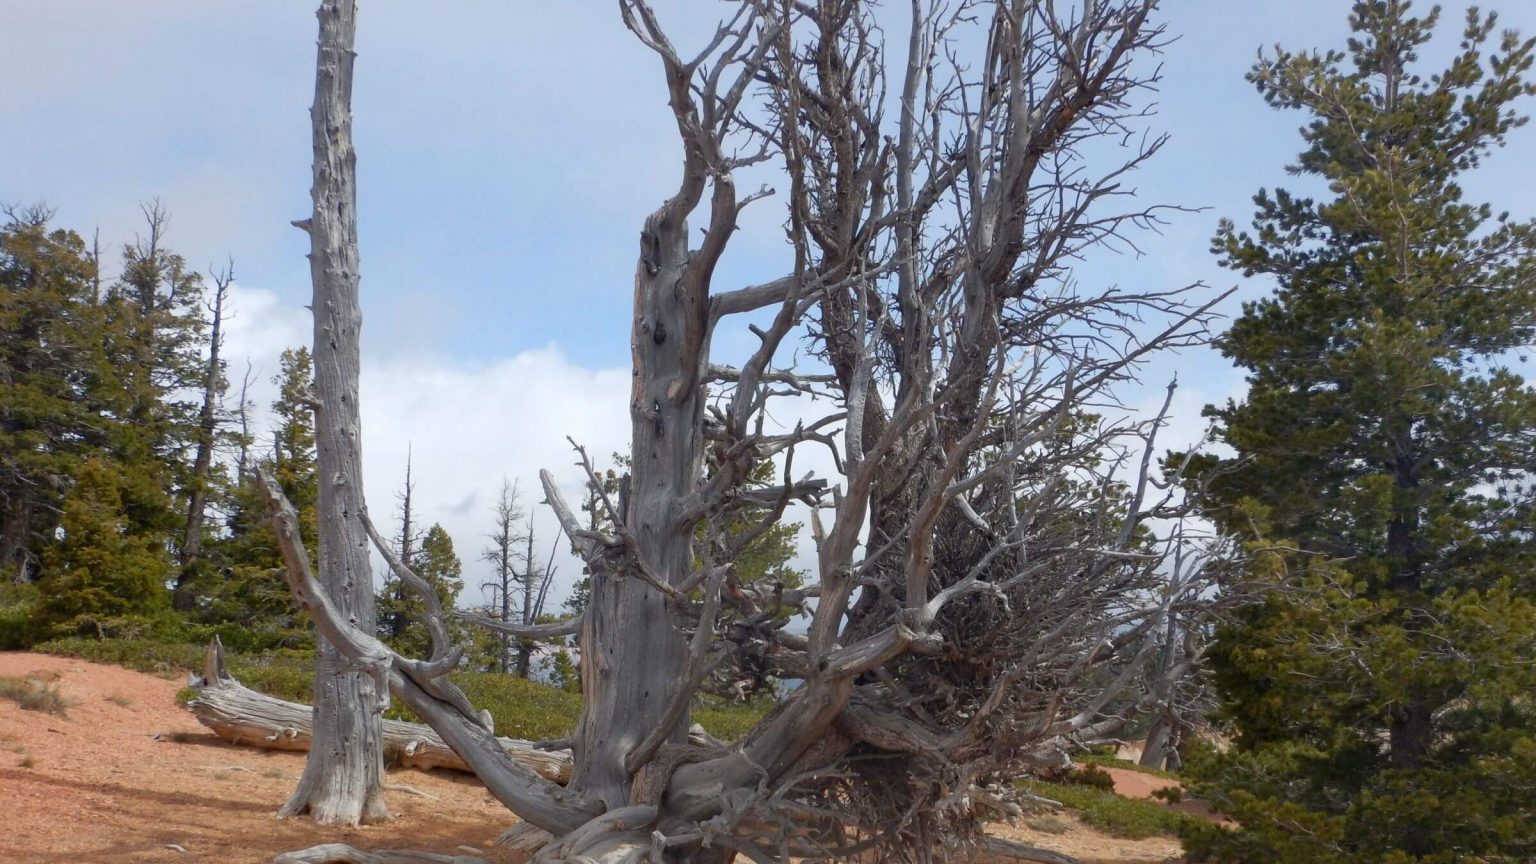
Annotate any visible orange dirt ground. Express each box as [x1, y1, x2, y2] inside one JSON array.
[[0, 652, 1187, 864]]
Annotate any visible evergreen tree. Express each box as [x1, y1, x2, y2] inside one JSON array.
[[0, 208, 99, 584], [35, 456, 169, 637], [197, 348, 318, 644], [379, 522, 464, 658], [93, 204, 206, 550], [1183, 5, 1536, 862]]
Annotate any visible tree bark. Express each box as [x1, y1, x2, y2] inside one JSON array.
[[282, 0, 388, 825], [568, 208, 701, 811]]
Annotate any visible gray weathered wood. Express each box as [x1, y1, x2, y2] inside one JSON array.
[[281, 0, 388, 826], [186, 639, 571, 783]]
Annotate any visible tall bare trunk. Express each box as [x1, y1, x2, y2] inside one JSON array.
[[570, 212, 699, 810], [279, 0, 388, 826], [175, 265, 230, 609]]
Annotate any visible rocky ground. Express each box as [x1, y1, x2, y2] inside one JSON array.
[[0, 652, 1185, 864]]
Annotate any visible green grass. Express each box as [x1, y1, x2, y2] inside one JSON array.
[[0, 676, 74, 716], [1022, 778, 1201, 840], [1076, 752, 1180, 780], [37, 637, 771, 742]]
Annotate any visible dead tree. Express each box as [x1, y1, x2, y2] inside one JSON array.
[[175, 259, 232, 608], [380, 447, 423, 645], [270, 1, 1233, 860], [480, 478, 525, 675], [276, 0, 388, 826]]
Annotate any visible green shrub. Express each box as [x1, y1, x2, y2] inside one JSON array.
[[1065, 763, 1117, 790], [1022, 778, 1200, 840], [1077, 752, 1180, 780], [0, 583, 39, 650]]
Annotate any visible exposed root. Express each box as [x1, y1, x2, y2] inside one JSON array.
[[271, 844, 485, 864], [383, 782, 440, 801], [976, 834, 1083, 864], [496, 823, 553, 853]]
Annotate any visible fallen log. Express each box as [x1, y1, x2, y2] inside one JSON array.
[[184, 638, 572, 784]]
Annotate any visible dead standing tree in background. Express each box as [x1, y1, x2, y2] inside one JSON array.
[[268, 0, 389, 826], [269, 0, 1232, 861]]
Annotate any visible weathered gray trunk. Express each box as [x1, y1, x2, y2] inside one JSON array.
[[570, 212, 699, 809], [281, 0, 388, 825]]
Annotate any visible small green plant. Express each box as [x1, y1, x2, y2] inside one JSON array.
[[263, 766, 286, 779], [0, 676, 74, 716], [18, 753, 34, 768], [1151, 785, 1183, 804]]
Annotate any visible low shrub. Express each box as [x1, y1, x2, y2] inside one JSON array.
[[0, 676, 74, 716], [1022, 778, 1201, 840], [1066, 762, 1117, 790], [1077, 752, 1180, 780]]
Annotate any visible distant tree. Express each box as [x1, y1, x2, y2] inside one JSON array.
[[478, 478, 525, 674], [94, 202, 206, 551], [0, 208, 98, 585], [34, 456, 168, 636], [174, 260, 233, 608], [1182, 5, 1536, 862], [379, 522, 463, 659], [376, 449, 423, 645], [474, 479, 558, 678], [196, 348, 317, 642]]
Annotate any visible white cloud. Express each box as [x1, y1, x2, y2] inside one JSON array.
[[221, 283, 632, 610]]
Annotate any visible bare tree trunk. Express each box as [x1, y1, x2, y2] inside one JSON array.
[[280, 0, 388, 826], [175, 263, 231, 609], [516, 525, 535, 678], [385, 447, 417, 643]]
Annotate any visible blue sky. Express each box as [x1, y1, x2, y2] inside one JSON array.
[[4, 0, 1534, 606]]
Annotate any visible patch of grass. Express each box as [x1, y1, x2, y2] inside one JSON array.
[[262, 767, 286, 779], [1077, 752, 1180, 780], [105, 693, 135, 708], [211, 770, 233, 781], [0, 676, 74, 716], [1022, 778, 1200, 840], [18, 753, 34, 768], [1026, 816, 1070, 834]]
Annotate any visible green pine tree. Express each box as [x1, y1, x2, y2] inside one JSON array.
[[379, 522, 465, 658], [93, 204, 206, 549], [35, 456, 170, 637], [1182, 5, 1536, 862], [0, 208, 99, 585], [195, 348, 319, 646]]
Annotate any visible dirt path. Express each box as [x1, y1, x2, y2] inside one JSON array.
[[1, 652, 1188, 864], [0, 652, 513, 864]]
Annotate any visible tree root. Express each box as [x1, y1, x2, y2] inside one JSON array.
[[271, 844, 484, 864], [382, 782, 440, 801], [976, 834, 1083, 864]]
